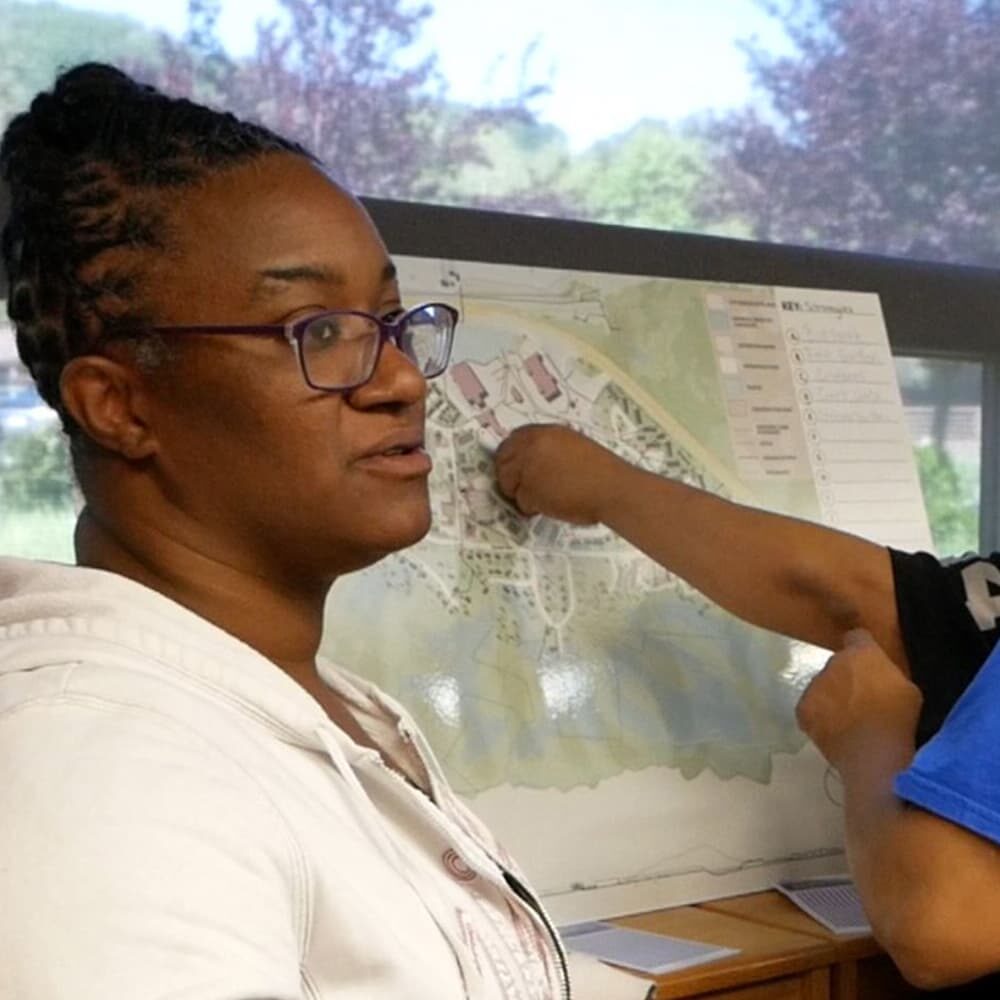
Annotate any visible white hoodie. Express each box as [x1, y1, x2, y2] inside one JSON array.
[[0, 558, 654, 1000], [0, 557, 587, 1000]]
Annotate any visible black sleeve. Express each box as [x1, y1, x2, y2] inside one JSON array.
[[890, 547, 1000, 744]]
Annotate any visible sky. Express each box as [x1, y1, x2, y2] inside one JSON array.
[[47, 0, 792, 150]]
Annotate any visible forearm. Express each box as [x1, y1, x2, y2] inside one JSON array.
[[838, 732, 920, 952], [837, 734, 1000, 987], [600, 464, 906, 662]]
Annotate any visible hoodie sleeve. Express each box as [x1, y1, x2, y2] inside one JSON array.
[[0, 696, 307, 1000]]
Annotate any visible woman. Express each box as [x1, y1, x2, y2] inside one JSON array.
[[0, 64, 643, 1000]]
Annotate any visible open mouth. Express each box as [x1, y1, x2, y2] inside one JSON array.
[[356, 441, 432, 477]]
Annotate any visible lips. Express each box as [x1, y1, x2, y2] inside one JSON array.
[[355, 431, 432, 477], [358, 432, 425, 460]]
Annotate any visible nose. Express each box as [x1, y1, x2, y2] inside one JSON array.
[[348, 337, 427, 409]]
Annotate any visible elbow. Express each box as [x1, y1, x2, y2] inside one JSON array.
[[888, 946, 966, 991], [875, 896, 990, 990], [888, 949, 979, 992]]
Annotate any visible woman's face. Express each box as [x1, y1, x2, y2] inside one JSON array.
[[135, 153, 433, 580]]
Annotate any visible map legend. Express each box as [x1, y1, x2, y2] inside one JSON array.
[[707, 286, 931, 551]]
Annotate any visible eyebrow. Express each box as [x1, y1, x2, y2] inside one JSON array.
[[252, 260, 398, 298]]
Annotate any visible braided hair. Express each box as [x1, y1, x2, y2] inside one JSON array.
[[1, 63, 311, 434]]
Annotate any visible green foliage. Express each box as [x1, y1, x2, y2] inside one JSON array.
[[436, 114, 753, 231], [0, 0, 164, 126], [0, 426, 75, 510], [433, 118, 574, 215], [914, 443, 979, 558], [563, 119, 741, 233], [0, 504, 75, 561], [0, 1, 739, 232]]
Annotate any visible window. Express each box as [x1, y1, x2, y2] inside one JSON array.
[[5, 1, 1000, 268], [895, 356, 983, 558], [0, 324, 75, 561]]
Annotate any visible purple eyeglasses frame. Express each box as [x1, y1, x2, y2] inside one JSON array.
[[146, 301, 459, 393]]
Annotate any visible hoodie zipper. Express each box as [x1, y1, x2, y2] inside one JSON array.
[[391, 717, 571, 999], [354, 741, 571, 1000], [501, 868, 571, 1000], [315, 729, 482, 997]]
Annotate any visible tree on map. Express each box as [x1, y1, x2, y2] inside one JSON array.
[[706, 0, 1000, 266], [140, 0, 549, 203]]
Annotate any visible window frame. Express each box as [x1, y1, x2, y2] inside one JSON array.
[[364, 196, 1000, 552]]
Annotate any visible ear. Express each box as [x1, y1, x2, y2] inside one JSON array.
[[60, 355, 158, 460]]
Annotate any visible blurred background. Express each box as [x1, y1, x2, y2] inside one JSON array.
[[0, 0, 989, 559]]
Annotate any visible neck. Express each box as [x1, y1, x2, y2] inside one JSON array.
[[74, 505, 330, 685]]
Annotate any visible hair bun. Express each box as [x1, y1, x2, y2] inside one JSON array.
[[52, 62, 144, 109], [24, 63, 145, 157]]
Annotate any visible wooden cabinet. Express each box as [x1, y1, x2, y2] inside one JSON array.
[[607, 891, 919, 999], [689, 973, 827, 1000]]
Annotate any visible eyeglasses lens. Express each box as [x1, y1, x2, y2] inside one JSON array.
[[300, 305, 455, 389], [402, 305, 454, 377], [302, 313, 380, 389]]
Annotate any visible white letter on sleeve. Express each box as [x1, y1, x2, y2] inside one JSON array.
[[962, 561, 1000, 631]]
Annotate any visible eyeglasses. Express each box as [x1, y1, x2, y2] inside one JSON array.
[[148, 301, 458, 392]]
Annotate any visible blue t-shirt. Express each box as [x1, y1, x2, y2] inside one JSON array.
[[895, 639, 1000, 845]]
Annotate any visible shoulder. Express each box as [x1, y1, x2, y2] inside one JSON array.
[[889, 547, 1000, 649], [0, 671, 310, 999], [891, 547, 1000, 605], [0, 657, 309, 891], [0, 673, 300, 858]]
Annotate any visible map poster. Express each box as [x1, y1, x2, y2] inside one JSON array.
[[320, 257, 931, 922]]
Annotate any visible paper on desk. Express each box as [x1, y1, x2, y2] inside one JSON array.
[[775, 875, 871, 935], [561, 920, 739, 976], [565, 950, 655, 1000]]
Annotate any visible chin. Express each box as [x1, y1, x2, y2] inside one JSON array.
[[382, 506, 433, 553], [333, 507, 432, 576]]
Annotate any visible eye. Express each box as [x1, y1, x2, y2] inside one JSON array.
[[309, 319, 339, 344], [302, 314, 347, 351], [381, 307, 407, 324], [309, 318, 340, 345]]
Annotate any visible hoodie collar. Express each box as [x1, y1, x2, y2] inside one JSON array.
[[0, 556, 364, 750]]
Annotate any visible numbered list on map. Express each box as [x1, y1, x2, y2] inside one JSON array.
[[705, 287, 931, 550]]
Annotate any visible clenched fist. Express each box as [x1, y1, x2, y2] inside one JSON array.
[[494, 424, 632, 525], [796, 628, 922, 771]]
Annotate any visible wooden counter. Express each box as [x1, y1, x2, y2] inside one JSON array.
[[608, 890, 919, 999]]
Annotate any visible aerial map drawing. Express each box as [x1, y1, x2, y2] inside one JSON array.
[[321, 257, 930, 918]]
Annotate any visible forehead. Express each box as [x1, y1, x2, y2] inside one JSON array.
[[145, 153, 392, 321]]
